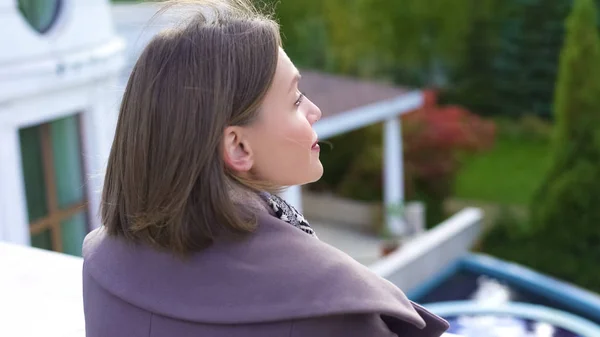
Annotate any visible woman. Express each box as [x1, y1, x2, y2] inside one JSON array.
[[82, 1, 450, 336]]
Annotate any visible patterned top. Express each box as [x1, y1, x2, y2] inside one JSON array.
[[260, 192, 318, 239]]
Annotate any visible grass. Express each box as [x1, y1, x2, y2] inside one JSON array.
[[454, 119, 553, 206]]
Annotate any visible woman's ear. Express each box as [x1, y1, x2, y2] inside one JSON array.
[[223, 126, 253, 172]]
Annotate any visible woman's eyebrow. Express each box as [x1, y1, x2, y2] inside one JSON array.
[[289, 72, 301, 93]]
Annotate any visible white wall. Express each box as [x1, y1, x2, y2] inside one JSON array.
[[0, 0, 125, 245], [111, 3, 175, 64], [111, 2, 182, 89]]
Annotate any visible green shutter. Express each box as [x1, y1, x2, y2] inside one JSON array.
[[51, 116, 85, 208], [19, 126, 48, 223], [19, 115, 89, 256], [17, 0, 61, 33], [30, 230, 53, 251], [61, 211, 87, 256], [51, 115, 88, 257]]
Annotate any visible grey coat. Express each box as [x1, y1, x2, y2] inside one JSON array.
[[82, 211, 449, 337]]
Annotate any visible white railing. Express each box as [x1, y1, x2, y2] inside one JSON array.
[[369, 208, 484, 292]]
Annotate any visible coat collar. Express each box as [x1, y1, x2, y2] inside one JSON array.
[[83, 211, 448, 335]]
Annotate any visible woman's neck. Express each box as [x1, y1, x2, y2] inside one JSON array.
[[228, 185, 270, 214]]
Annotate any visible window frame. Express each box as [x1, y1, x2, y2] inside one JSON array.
[[24, 115, 90, 253]]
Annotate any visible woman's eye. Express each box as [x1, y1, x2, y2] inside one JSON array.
[[294, 92, 305, 107]]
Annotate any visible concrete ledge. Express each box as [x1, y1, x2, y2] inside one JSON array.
[[302, 190, 382, 233], [303, 190, 427, 235], [0, 242, 84, 337], [369, 207, 483, 292]]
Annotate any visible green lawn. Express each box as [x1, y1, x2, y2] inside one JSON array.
[[454, 136, 552, 206]]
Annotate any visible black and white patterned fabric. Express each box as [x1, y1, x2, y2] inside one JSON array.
[[260, 192, 318, 239]]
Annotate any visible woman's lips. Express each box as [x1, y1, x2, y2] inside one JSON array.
[[311, 140, 320, 151]]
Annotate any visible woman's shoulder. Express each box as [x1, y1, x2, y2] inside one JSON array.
[[289, 312, 454, 337], [82, 212, 446, 334]]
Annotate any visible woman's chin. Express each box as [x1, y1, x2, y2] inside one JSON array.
[[308, 162, 324, 183]]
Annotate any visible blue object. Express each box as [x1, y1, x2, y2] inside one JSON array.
[[425, 301, 600, 337], [407, 253, 600, 326]]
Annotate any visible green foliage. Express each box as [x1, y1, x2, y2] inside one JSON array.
[[531, 0, 600, 230], [485, 0, 600, 292], [454, 118, 552, 205], [337, 140, 384, 202], [480, 206, 530, 250], [363, 0, 478, 86], [446, 0, 600, 119], [478, 207, 535, 262], [310, 125, 383, 200], [493, 0, 573, 119], [264, 0, 507, 85], [481, 196, 600, 292], [267, 0, 579, 119], [257, 0, 331, 70], [441, 0, 507, 115], [322, 0, 376, 76]]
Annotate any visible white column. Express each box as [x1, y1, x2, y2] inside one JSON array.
[[279, 185, 303, 213], [81, 107, 103, 231], [383, 117, 406, 236], [0, 127, 30, 245]]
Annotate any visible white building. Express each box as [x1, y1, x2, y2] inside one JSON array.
[[0, 0, 125, 256]]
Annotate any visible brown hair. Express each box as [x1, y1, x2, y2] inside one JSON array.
[[101, 0, 282, 255]]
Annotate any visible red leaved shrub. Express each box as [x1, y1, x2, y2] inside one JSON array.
[[309, 89, 496, 227], [403, 90, 496, 221]]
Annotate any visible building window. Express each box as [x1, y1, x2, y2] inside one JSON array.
[[18, 0, 62, 34], [19, 115, 89, 256]]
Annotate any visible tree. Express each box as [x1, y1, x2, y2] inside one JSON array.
[[492, 0, 573, 118], [527, 0, 600, 291], [442, 0, 508, 115], [257, 0, 330, 70], [362, 0, 474, 87]]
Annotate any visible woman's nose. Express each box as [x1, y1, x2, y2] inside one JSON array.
[[307, 98, 322, 125]]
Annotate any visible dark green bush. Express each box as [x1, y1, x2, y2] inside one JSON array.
[[479, 206, 531, 253], [309, 126, 380, 196], [530, 0, 600, 250], [484, 0, 600, 293]]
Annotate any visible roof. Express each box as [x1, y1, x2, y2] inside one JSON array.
[[298, 70, 408, 118]]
